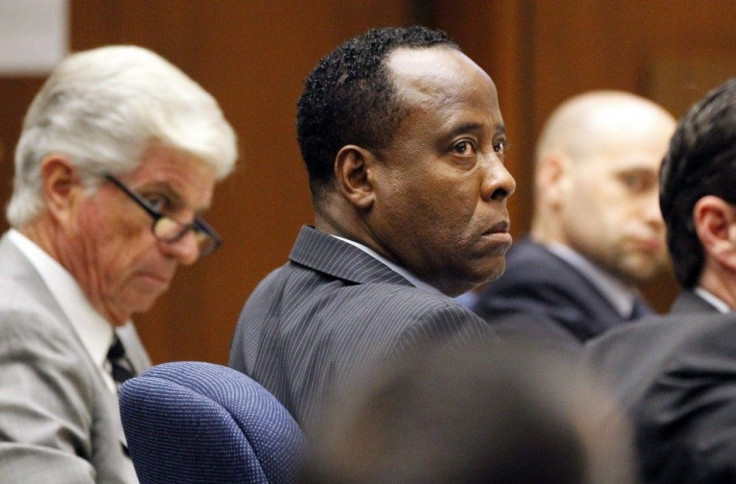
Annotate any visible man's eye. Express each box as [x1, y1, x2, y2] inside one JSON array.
[[453, 140, 476, 156], [493, 139, 507, 153], [144, 194, 168, 212], [620, 172, 655, 193]]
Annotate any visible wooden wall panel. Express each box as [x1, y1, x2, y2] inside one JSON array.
[[0, 78, 47, 234], [4, 1, 736, 363], [68, 0, 413, 364]]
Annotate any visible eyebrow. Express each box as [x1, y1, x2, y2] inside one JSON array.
[[614, 165, 660, 175], [446, 122, 506, 139], [138, 182, 193, 213]]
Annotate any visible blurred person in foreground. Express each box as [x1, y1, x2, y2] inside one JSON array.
[[302, 338, 637, 484], [584, 78, 736, 483], [229, 25, 515, 432], [0, 45, 237, 483], [470, 91, 676, 348]]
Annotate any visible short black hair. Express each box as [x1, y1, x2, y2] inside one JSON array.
[[296, 25, 458, 200], [660, 78, 736, 288]]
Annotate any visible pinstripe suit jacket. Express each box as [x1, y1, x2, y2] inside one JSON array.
[[0, 233, 148, 484], [228, 225, 496, 431]]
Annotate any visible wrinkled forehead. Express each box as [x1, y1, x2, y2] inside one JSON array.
[[386, 46, 499, 111], [127, 145, 218, 211]]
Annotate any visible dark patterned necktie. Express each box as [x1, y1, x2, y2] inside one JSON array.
[[107, 334, 135, 390], [628, 297, 653, 321]]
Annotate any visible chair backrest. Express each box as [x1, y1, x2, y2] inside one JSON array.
[[119, 361, 306, 484]]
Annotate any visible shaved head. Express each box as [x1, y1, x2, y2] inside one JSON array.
[[536, 91, 674, 167], [531, 91, 676, 286]]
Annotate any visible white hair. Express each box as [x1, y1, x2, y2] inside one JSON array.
[[7, 45, 238, 227]]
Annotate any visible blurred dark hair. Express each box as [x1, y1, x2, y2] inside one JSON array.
[[301, 338, 637, 484], [660, 78, 736, 288]]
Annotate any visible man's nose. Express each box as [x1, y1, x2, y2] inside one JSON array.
[[480, 155, 516, 202], [159, 229, 201, 265]]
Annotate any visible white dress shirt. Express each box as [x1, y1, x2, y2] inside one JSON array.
[[332, 235, 445, 296], [694, 286, 731, 314]]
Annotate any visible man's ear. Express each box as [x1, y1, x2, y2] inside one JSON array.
[[535, 152, 571, 208], [40, 155, 82, 221], [334, 145, 375, 210], [694, 195, 736, 270]]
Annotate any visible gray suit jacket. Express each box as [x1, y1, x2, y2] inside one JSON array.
[[0, 233, 149, 484], [228, 226, 496, 432]]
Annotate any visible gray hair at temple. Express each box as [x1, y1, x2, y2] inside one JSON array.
[[7, 45, 238, 227]]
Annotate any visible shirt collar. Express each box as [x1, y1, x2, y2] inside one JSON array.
[[694, 286, 732, 314], [545, 242, 639, 317], [331, 235, 443, 296], [7, 229, 115, 370]]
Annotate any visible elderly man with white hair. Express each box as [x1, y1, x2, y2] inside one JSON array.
[[0, 45, 237, 483]]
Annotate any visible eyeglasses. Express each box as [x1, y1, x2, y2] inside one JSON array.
[[105, 174, 222, 258]]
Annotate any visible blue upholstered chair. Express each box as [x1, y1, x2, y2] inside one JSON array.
[[119, 361, 305, 484]]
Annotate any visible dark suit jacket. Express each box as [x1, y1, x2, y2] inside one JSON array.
[[472, 237, 649, 346], [668, 288, 718, 314], [228, 226, 496, 432], [582, 291, 736, 483]]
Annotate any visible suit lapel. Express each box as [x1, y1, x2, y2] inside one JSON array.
[[0, 235, 78, 337], [521, 239, 625, 335], [0, 234, 132, 454], [289, 226, 413, 286]]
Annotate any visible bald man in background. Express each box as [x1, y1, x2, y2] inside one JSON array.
[[469, 91, 676, 348]]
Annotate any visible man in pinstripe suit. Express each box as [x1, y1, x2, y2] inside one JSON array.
[[229, 26, 516, 432]]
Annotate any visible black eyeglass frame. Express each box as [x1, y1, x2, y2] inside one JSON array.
[[104, 174, 223, 257]]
